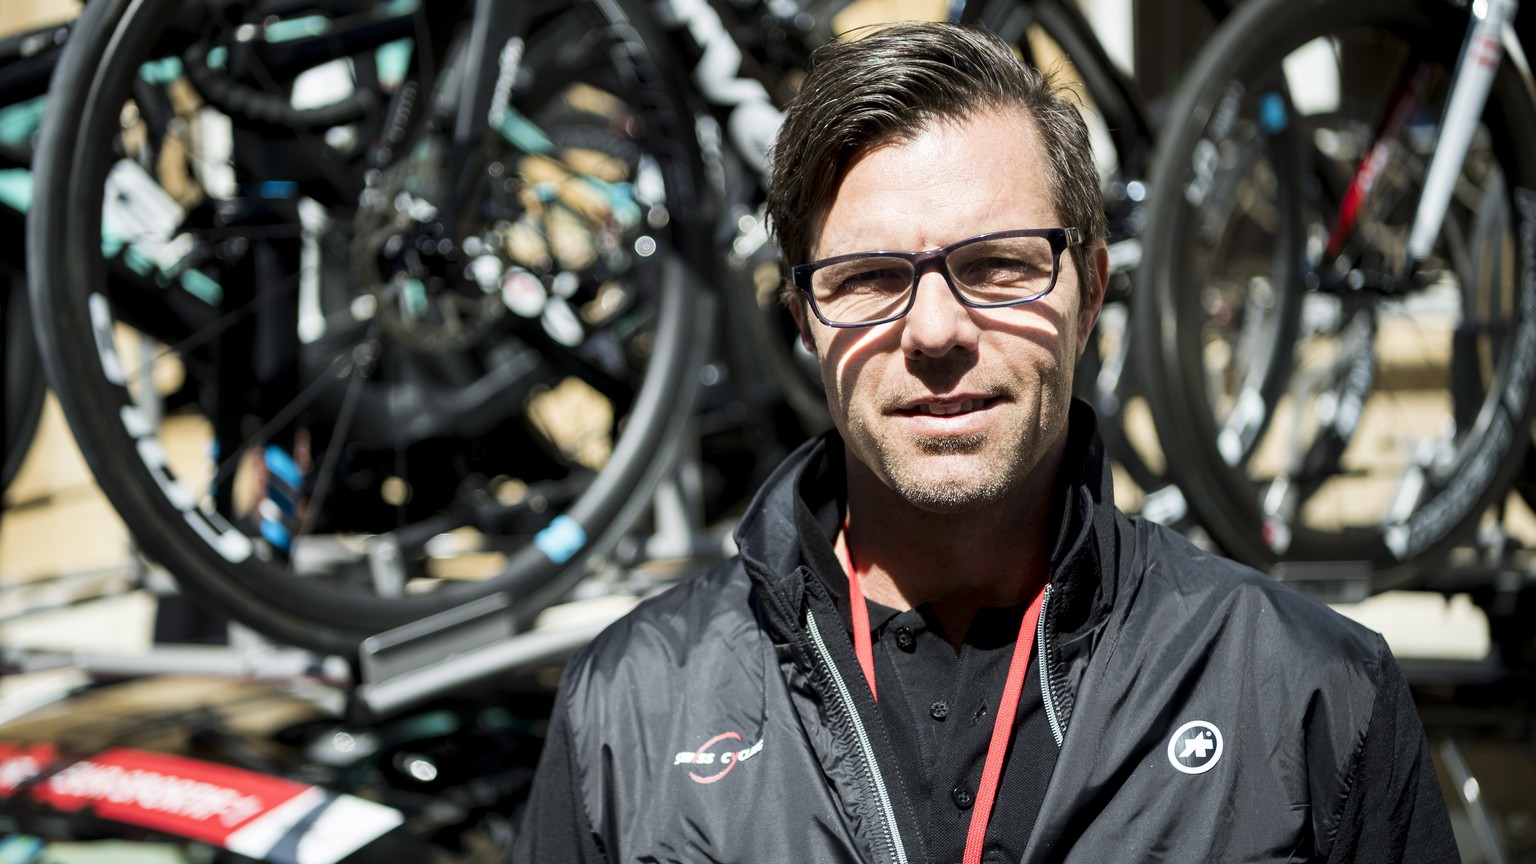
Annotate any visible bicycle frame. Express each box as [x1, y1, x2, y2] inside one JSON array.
[[1409, 0, 1522, 264], [1325, 0, 1528, 272]]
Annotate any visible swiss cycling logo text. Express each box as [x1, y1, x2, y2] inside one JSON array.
[[672, 732, 765, 784]]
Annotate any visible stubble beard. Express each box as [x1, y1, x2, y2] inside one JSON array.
[[861, 426, 1028, 514]]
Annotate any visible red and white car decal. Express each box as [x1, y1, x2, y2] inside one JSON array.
[[0, 742, 403, 864]]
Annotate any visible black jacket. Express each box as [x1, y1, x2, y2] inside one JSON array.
[[516, 409, 1458, 863]]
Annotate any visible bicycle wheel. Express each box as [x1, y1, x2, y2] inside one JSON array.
[[29, 0, 710, 653], [1136, 0, 1536, 589]]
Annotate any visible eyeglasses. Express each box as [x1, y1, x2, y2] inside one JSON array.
[[791, 228, 1082, 328]]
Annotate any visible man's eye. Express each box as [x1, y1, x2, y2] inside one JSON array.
[[838, 267, 908, 294], [957, 257, 1039, 285]]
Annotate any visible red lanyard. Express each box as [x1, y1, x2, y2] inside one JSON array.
[[840, 525, 1048, 864]]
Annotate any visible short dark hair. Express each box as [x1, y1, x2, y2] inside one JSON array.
[[766, 22, 1106, 285]]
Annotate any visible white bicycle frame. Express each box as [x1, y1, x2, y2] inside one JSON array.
[[1409, 0, 1524, 262]]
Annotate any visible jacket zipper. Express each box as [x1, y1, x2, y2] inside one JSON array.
[[1036, 585, 1065, 746], [806, 608, 910, 864]]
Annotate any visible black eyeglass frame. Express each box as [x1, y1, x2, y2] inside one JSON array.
[[791, 227, 1083, 328]]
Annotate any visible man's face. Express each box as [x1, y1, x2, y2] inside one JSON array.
[[792, 108, 1105, 513]]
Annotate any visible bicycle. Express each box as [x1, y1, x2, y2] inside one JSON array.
[[26, 0, 1196, 658], [30, 0, 715, 656], [1133, 0, 1536, 592], [0, 683, 554, 862]]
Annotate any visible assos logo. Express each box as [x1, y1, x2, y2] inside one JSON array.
[[672, 732, 765, 784], [1167, 720, 1224, 775]]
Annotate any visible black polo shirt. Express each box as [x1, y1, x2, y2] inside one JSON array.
[[794, 444, 1060, 864]]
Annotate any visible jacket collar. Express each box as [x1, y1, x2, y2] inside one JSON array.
[[734, 398, 1118, 646]]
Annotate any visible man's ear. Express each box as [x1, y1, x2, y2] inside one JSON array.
[[1074, 239, 1110, 356], [787, 289, 817, 354]]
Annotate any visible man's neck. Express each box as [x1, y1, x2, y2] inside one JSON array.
[[837, 441, 1065, 646]]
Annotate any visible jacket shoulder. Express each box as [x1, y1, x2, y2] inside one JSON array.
[[1128, 515, 1390, 671], [559, 559, 763, 709]]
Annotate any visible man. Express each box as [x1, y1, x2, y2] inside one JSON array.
[[516, 22, 1458, 863]]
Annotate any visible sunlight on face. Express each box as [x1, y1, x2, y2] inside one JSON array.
[[802, 108, 1101, 514]]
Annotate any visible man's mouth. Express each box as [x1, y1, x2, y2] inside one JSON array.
[[915, 399, 985, 416], [896, 396, 997, 417]]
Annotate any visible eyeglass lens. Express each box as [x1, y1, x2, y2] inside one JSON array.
[[809, 234, 1059, 325]]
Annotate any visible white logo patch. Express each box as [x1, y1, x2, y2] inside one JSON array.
[[1167, 720, 1223, 774]]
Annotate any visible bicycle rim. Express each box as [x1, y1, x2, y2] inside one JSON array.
[[1137, 0, 1536, 588], [29, 0, 708, 652]]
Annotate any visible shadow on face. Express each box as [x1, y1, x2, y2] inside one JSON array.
[[794, 281, 1079, 404]]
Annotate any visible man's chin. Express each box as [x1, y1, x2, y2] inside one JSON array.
[[881, 453, 1019, 514], [912, 432, 988, 455], [890, 477, 1013, 514]]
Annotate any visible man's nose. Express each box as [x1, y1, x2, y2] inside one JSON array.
[[901, 268, 981, 357]]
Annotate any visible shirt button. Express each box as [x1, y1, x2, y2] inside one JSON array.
[[951, 785, 974, 810], [930, 701, 949, 720], [894, 627, 916, 652]]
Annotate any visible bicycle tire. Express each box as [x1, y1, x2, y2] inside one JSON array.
[[3, 260, 44, 497], [977, 0, 1184, 503], [29, 0, 711, 653], [1, 36, 48, 499], [1135, 0, 1536, 589]]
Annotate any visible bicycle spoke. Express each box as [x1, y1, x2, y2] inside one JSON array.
[[200, 348, 353, 498], [117, 272, 302, 385], [295, 338, 371, 542]]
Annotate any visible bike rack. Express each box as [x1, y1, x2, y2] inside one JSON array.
[[351, 594, 614, 721]]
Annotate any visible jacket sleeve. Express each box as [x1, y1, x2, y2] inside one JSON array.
[[1324, 646, 1460, 864], [513, 681, 609, 864]]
